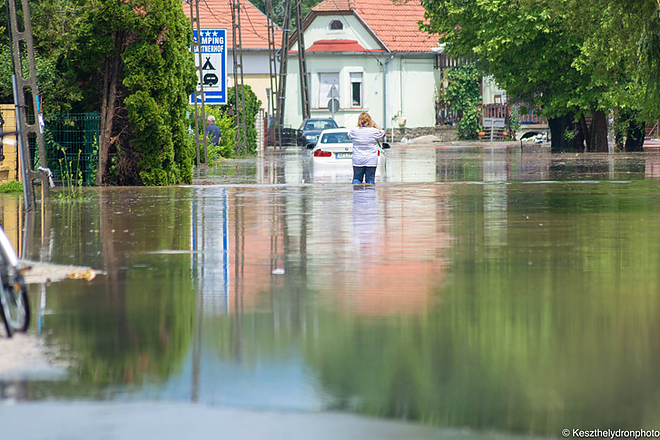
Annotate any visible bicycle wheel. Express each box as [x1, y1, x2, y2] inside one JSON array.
[[0, 285, 13, 337], [0, 273, 29, 335]]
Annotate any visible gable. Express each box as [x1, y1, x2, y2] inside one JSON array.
[[292, 13, 386, 52], [310, 0, 440, 53]]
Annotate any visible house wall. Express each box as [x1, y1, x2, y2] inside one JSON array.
[[398, 57, 438, 128], [482, 76, 507, 105], [286, 53, 386, 129], [0, 105, 19, 183], [283, 53, 438, 130], [227, 52, 276, 109], [227, 74, 272, 111]]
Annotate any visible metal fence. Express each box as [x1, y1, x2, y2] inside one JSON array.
[[40, 113, 100, 186]]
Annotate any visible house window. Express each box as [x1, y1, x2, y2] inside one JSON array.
[[329, 20, 343, 30], [350, 72, 362, 107], [319, 72, 339, 109]]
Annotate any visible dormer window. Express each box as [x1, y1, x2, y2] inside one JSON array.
[[329, 20, 343, 30]]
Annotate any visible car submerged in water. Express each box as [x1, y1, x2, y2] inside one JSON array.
[[310, 128, 388, 182], [298, 118, 339, 148]]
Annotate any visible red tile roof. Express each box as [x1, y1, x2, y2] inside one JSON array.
[[306, 39, 387, 52], [182, 0, 281, 50], [310, 0, 439, 52]]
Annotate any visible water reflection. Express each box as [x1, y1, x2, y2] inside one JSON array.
[[196, 147, 655, 184], [7, 147, 660, 437], [352, 186, 378, 253]]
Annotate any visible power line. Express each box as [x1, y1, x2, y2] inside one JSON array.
[[199, 0, 267, 42], [241, 3, 269, 42]]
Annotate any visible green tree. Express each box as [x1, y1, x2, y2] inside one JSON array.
[[557, 0, 660, 150], [2, 0, 197, 185], [67, 0, 197, 185], [0, 0, 85, 112], [445, 65, 482, 140], [251, 0, 319, 28], [420, 0, 608, 152], [421, 0, 660, 152]]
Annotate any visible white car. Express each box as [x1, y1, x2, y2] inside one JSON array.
[[311, 128, 386, 167]]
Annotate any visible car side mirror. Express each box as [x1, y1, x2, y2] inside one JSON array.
[[382, 142, 391, 149]]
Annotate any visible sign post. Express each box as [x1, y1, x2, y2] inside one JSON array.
[[191, 29, 227, 105], [327, 84, 339, 120]]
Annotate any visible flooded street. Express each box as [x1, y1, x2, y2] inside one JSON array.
[[3, 145, 660, 438]]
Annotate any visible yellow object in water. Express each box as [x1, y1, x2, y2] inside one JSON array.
[[66, 269, 97, 281]]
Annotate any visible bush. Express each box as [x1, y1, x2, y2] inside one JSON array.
[[0, 181, 23, 193], [206, 111, 236, 161], [227, 84, 261, 155], [445, 65, 482, 140]]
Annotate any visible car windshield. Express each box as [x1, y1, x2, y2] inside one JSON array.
[[320, 132, 351, 144], [304, 120, 338, 131]]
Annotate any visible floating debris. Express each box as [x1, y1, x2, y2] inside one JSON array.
[[65, 269, 98, 281]]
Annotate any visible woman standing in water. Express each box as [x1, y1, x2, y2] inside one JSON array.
[[348, 112, 386, 184]]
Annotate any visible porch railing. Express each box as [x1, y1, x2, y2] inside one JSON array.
[[436, 100, 460, 126]]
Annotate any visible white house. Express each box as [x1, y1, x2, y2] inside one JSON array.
[[283, 0, 442, 130]]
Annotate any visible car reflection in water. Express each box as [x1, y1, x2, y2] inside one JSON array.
[[310, 128, 385, 183]]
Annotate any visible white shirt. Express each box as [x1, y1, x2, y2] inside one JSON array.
[[348, 126, 386, 167]]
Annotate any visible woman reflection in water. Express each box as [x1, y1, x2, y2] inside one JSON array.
[[348, 112, 386, 184]]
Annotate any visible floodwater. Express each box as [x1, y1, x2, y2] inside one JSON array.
[[3, 145, 660, 437]]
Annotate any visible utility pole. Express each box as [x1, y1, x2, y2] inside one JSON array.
[[188, 0, 209, 166], [265, 0, 281, 147], [276, 0, 292, 128], [230, 0, 248, 156], [6, 0, 52, 211], [294, 0, 310, 120], [274, 0, 309, 132]]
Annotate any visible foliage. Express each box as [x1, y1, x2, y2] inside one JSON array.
[[225, 85, 262, 155], [31, 0, 197, 186], [251, 0, 318, 28], [54, 146, 90, 201], [0, 181, 23, 193], [420, 0, 660, 150], [563, 0, 660, 120], [202, 109, 236, 162], [508, 108, 520, 141], [119, 1, 198, 186], [3, 0, 198, 185], [421, 0, 587, 119], [0, 0, 85, 112], [444, 66, 482, 140]]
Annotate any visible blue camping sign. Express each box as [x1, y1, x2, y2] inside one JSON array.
[[191, 29, 227, 105]]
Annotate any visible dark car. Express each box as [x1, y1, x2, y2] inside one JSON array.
[[298, 118, 339, 148]]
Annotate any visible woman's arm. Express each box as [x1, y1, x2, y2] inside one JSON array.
[[371, 122, 386, 139]]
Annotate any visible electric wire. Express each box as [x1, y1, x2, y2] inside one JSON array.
[[199, 0, 268, 42]]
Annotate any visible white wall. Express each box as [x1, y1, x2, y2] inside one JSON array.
[[228, 52, 277, 75], [399, 58, 438, 128], [283, 15, 438, 129], [284, 53, 437, 130], [482, 76, 507, 104]]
